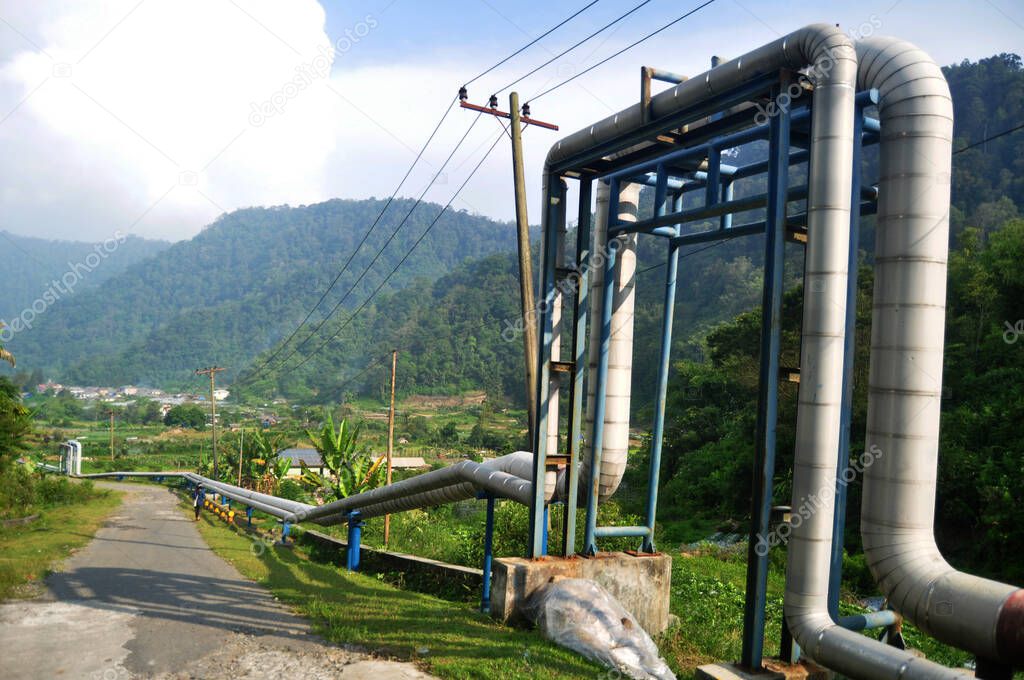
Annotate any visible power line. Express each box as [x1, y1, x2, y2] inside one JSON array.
[[953, 121, 1024, 155], [285, 125, 510, 374], [529, 0, 719, 102], [463, 0, 602, 87], [248, 96, 458, 375], [240, 112, 485, 385], [254, 7, 603, 381], [491, 0, 655, 95]]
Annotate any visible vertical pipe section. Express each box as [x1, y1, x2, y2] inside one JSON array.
[[828, 106, 864, 620], [742, 80, 791, 670]]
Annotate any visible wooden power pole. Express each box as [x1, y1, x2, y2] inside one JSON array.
[[384, 349, 398, 547], [106, 409, 115, 461], [510, 91, 538, 444], [195, 366, 226, 479], [458, 90, 557, 447]]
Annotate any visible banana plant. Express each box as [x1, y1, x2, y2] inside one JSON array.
[[0, 330, 14, 366], [301, 411, 385, 500]]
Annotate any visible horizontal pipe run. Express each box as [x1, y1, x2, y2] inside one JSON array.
[[838, 610, 900, 632], [593, 525, 651, 538]]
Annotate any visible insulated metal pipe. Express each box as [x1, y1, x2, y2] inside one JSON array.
[[580, 181, 641, 504], [856, 36, 1024, 668]]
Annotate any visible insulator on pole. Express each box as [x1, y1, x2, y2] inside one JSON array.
[[522, 102, 531, 117], [459, 86, 468, 101], [488, 94, 498, 109]]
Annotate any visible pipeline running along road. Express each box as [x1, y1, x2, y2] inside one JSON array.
[[0, 482, 433, 679]]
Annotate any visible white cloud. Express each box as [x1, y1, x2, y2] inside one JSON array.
[[0, 0, 1017, 243]]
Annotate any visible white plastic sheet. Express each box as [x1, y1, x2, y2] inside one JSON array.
[[527, 578, 676, 680]]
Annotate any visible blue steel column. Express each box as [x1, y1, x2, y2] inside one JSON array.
[[583, 178, 619, 556], [741, 81, 791, 671], [481, 494, 495, 612], [642, 167, 677, 553], [529, 175, 565, 558], [562, 178, 592, 556], [828, 107, 865, 620], [346, 511, 362, 571]]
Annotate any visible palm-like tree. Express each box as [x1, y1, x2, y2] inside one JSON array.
[[0, 326, 14, 366], [301, 411, 384, 500]]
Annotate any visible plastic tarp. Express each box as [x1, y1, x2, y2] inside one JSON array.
[[527, 578, 675, 680]]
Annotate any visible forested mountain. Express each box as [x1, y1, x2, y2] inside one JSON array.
[[0, 231, 168, 323], [4, 199, 519, 386]]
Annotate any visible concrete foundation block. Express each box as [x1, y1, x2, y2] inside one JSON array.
[[695, 660, 832, 680], [490, 551, 672, 635]]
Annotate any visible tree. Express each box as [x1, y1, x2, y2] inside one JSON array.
[[163, 403, 206, 429], [300, 411, 384, 500], [0, 377, 32, 471]]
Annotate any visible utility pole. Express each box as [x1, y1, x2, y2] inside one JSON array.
[[237, 427, 244, 487], [106, 409, 115, 461], [458, 89, 557, 447], [195, 366, 226, 479], [509, 91, 538, 445], [384, 349, 398, 547]]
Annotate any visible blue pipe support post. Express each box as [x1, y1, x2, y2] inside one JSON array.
[[582, 177, 620, 556], [246, 506, 253, 527], [828, 104, 867, 620], [346, 511, 363, 571], [541, 505, 549, 556], [642, 168, 678, 553], [741, 79, 791, 671], [481, 494, 495, 612], [561, 178, 593, 557], [529, 175, 566, 558], [281, 521, 291, 544]]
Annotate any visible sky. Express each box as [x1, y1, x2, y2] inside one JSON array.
[[0, 0, 1020, 243]]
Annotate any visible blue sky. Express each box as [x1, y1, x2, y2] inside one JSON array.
[[0, 0, 1020, 242]]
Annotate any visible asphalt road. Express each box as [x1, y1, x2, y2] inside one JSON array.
[[0, 482, 432, 679]]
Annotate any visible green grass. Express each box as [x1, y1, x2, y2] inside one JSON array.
[[0, 488, 122, 600], [190, 502, 603, 679]]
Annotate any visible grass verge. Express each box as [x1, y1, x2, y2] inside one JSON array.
[[0, 488, 122, 600], [190, 501, 603, 679]]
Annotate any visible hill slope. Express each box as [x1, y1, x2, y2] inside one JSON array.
[[6, 199, 519, 386]]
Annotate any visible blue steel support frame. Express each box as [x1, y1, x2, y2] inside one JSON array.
[[582, 175, 622, 556], [536, 76, 879, 666], [828, 98, 869, 619], [641, 168, 678, 553], [529, 176, 567, 558], [481, 494, 495, 612], [740, 81, 792, 671], [561, 178, 593, 557]]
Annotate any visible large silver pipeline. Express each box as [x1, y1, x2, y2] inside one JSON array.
[[541, 22, 985, 678], [856, 36, 1023, 667], [579, 181, 641, 502]]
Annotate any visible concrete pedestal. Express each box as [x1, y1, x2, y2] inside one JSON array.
[[490, 551, 672, 635], [695, 660, 832, 680]]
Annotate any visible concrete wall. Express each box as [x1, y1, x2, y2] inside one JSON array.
[[490, 552, 672, 635]]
